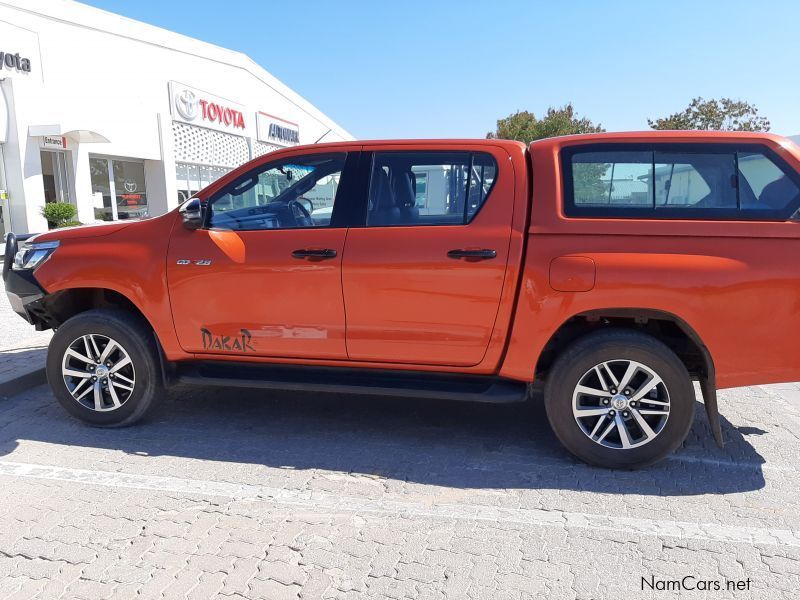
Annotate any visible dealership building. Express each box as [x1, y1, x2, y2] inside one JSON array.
[[0, 0, 352, 237]]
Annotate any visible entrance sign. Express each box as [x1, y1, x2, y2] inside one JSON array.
[[40, 136, 67, 150]]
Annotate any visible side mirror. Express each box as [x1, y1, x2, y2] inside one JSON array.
[[297, 198, 314, 214], [180, 198, 206, 230]]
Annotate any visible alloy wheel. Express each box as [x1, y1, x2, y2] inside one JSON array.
[[61, 334, 136, 411], [571, 359, 670, 450]]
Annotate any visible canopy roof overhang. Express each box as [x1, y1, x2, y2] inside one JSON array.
[[28, 125, 110, 143]]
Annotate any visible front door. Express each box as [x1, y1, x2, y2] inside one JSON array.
[[40, 150, 71, 204], [342, 147, 515, 367], [167, 151, 354, 360]]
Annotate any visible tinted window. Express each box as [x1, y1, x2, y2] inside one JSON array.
[[209, 153, 346, 230], [738, 152, 800, 212], [572, 151, 652, 207], [367, 151, 497, 226], [564, 145, 800, 220], [654, 153, 736, 209]]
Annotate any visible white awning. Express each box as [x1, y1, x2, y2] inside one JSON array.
[[27, 125, 110, 144], [63, 129, 111, 144]]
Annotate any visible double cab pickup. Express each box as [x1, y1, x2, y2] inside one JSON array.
[[5, 131, 800, 468]]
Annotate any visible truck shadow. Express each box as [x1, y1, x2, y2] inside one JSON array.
[[0, 384, 767, 496]]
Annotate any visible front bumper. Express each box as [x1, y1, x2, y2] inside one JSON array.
[[3, 232, 47, 324]]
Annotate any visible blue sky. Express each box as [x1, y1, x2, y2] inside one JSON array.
[[82, 0, 800, 139]]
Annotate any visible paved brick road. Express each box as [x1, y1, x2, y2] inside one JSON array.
[[1, 279, 799, 599], [0, 380, 799, 599]]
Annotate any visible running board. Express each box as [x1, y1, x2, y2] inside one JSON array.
[[174, 361, 528, 404]]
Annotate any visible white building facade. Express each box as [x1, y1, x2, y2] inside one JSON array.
[[0, 0, 352, 236]]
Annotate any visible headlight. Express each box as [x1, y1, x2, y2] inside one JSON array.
[[12, 241, 60, 271]]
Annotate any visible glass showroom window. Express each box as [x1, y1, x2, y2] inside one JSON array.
[[176, 163, 231, 204], [113, 161, 148, 219], [90, 157, 148, 221]]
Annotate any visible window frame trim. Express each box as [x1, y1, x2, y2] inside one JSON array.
[[561, 142, 800, 221], [203, 151, 354, 231], [361, 150, 500, 228]]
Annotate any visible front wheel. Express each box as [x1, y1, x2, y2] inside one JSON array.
[[544, 329, 695, 469], [46, 309, 161, 427]]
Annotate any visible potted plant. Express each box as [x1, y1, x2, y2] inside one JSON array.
[[41, 202, 82, 229]]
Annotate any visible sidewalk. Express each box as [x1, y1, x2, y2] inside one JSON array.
[[0, 269, 51, 397]]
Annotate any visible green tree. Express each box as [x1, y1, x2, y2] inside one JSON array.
[[487, 104, 608, 199], [486, 103, 605, 144], [648, 97, 770, 132]]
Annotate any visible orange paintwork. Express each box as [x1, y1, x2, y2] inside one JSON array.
[[168, 225, 349, 359], [500, 131, 800, 389], [31, 132, 800, 390], [343, 141, 524, 367]]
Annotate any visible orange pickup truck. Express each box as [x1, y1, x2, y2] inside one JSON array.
[[5, 131, 800, 468]]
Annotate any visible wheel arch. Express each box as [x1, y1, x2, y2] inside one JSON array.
[[35, 287, 173, 387], [533, 307, 723, 447], [34, 286, 145, 327], [535, 308, 711, 376]]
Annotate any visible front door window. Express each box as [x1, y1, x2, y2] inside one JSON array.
[[207, 153, 346, 230], [90, 157, 148, 221]]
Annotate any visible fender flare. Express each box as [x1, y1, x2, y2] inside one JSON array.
[[568, 308, 724, 448]]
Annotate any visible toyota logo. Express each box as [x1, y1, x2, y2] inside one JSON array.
[[175, 89, 199, 121]]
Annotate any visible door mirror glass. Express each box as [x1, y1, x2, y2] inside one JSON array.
[[296, 198, 314, 214], [180, 198, 205, 230]]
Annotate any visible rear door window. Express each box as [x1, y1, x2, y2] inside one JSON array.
[[366, 151, 497, 226]]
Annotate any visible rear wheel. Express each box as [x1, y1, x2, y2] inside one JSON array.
[[543, 329, 695, 469], [46, 309, 161, 427]]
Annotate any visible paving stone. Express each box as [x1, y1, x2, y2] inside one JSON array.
[[248, 576, 301, 600], [0, 277, 798, 599]]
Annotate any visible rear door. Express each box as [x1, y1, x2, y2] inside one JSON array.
[[342, 145, 516, 366]]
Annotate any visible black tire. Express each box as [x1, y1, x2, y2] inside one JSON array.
[[543, 329, 695, 469], [46, 309, 161, 427]]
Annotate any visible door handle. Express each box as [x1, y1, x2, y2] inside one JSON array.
[[291, 248, 337, 259], [447, 249, 497, 260]]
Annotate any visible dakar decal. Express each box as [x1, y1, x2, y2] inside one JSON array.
[[200, 328, 256, 353]]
